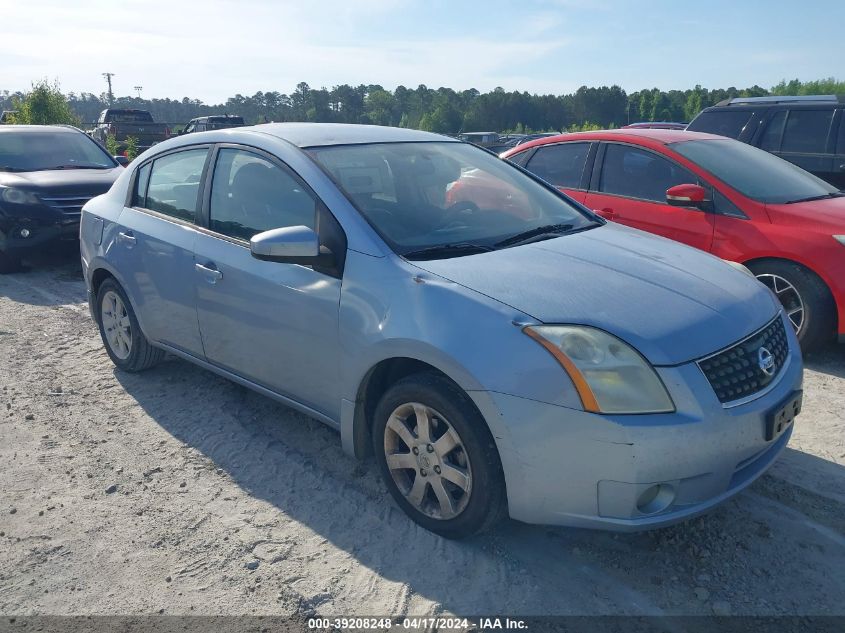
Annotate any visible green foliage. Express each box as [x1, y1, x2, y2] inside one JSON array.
[[105, 134, 119, 156], [125, 136, 139, 161], [1, 78, 840, 134], [9, 79, 80, 126]]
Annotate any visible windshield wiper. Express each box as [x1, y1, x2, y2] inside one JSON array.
[[785, 192, 845, 204], [42, 164, 111, 171], [403, 242, 494, 260], [494, 223, 577, 248]]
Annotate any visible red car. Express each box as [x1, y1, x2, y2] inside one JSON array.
[[500, 129, 845, 350]]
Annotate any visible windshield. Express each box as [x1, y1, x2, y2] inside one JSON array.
[[670, 138, 839, 204], [308, 141, 600, 257], [0, 130, 116, 172]]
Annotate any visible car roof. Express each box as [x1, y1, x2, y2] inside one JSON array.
[[248, 123, 456, 147], [502, 128, 725, 154], [0, 124, 84, 134]]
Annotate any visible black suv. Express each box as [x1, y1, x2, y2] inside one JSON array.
[[687, 95, 845, 189], [0, 125, 122, 272], [180, 114, 245, 134]]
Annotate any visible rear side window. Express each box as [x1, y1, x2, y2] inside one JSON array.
[[525, 143, 590, 189], [839, 115, 845, 154], [144, 149, 208, 222], [209, 148, 316, 241], [781, 110, 834, 154], [133, 163, 152, 207], [759, 111, 787, 151], [687, 110, 753, 139], [599, 144, 697, 203]]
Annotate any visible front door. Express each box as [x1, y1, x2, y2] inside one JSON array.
[[584, 142, 715, 252], [192, 146, 343, 418]]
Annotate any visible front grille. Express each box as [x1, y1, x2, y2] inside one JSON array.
[[40, 194, 94, 224], [697, 317, 789, 404]]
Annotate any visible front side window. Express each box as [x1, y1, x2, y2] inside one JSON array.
[[308, 141, 599, 257], [0, 130, 116, 172], [209, 149, 316, 241], [599, 144, 697, 203], [144, 148, 208, 222], [525, 143, 590, 189], [671, 138, 838, 204], [686, 110, 753, 139], [781, 110, 834, 154]]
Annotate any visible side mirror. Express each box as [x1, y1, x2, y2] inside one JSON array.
[[250, 225, 333, 266], [666, 184, 709, 210], [114, 155, 129, 167]]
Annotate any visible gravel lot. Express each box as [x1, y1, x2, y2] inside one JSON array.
[[1, 250, 844, 618]]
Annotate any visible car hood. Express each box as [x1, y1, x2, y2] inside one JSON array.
[[0, 168, 122, 195], [410, 223, 779, 366], [766, 196, 845, 229]]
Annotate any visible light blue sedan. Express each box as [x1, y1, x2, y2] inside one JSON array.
[[80, 124, 803, 538]]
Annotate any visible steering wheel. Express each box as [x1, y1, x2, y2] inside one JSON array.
[[436, 201, 481, 231]]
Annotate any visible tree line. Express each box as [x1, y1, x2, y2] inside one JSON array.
[[2, 78, 842, 133]]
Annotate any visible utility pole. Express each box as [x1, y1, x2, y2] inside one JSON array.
[[134, 86, 143, 99], [102, 73, 115, 106]]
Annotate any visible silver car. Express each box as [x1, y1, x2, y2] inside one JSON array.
[[80, 124, 803, 538]]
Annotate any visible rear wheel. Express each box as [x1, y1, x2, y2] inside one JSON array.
[[746, 259, 835, 352], [372, 372, 506, 539], [96, 278, 164, 372]]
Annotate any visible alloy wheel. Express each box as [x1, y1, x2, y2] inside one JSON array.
[[101, 290, 132, 360], [383, 402, 472, 520], [756, 273, 805, 334]]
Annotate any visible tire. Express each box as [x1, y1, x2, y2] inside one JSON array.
[[372, 372, 507, 539], [0, 249, 21, 274], [95, 278, 164, 372], [746, 259, 835, 352]]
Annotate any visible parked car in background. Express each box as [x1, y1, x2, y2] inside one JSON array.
[[90, 109, 171, 154], [0, 125, 123, 272], [458, 132, 500, 147], [687, 95, 845, 189], [502, 129, 845, 350], [81, 123, 800, 538], [622, 122, 687, 130], [180, 114, 245, 134]]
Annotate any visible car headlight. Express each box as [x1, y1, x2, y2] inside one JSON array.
[[1, 187, 41, 205], [834, 235, 845, 247], [524, 325, 675, 414]]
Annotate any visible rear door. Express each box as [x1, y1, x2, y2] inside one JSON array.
[[113, 146, 210, 356], [583, 142, 715, 251], [758, 107, 836, 185], [521, 141, 593, 203]]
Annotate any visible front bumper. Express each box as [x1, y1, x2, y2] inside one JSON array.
[[0, 206, 79, 255], [471, 316, 804, 530]]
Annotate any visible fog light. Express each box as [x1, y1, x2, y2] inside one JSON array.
[[636, 484, 675, 515], [19, 228, 31, 238]]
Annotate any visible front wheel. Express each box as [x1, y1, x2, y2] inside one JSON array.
[[746, 259, 835, 352], [372, 372, 506, 539], [96, 278, 164, 372]]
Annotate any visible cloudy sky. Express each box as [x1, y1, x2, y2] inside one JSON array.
[[1, 0, 842, 102]]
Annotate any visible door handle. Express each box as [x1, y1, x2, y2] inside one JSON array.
[[116, 231, 136, 246], [195, 262, 223, 284], [594, 208, 617, 220], [839, 163, 845, 171]]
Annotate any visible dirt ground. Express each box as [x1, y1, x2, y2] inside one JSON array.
[[1, 250, 844, 618]]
